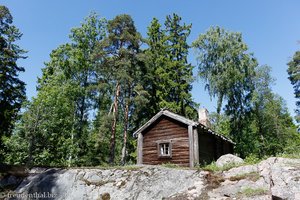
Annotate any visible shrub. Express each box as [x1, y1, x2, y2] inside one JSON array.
[[244, 154, 261, 164]]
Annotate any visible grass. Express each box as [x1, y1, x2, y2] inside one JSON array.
[[199, 154, 267, 172], [244, 154, 263, 165], [239, 187, 268, 197], [70, 165, 142, 171], [229, 171, 260, 182], [161, 163, 180, 168], [276, 152, 300, 159], [161, 163, 186, 169], [200, 161, 241, 172]]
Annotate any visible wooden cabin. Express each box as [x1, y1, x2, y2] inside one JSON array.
[[133, 109, 234, 167]]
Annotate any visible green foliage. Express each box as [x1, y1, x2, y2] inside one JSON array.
[[244, 154, 262, 165], [194, 28, 298, 158], [96, 14, 148, 165], [192, 26, 257, 116], [21, 82, 77, 166], [4, 12, 299, 167], [161, 162, 182, 169], [192, 26, 258, 157], [287, 51, 300, 121], [0, 6, 26, 159], [4, 13, 108, 167], [276, 152, 300, 159], [201, 161, 241, 172], [209, 112, 231, 137], [145, 14, 197, 119], [2, 133, 28, 165], [246, 65, 299, 157], [282, 131, 300, 156]]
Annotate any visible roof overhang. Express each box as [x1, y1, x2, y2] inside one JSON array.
[[198, 123, 235, 144]]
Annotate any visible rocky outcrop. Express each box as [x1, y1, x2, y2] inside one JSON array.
[[2, 157, 300, 200], [210, 157, 300, 200], [6, 166, 208, 200], [216, 154, 244, 168]]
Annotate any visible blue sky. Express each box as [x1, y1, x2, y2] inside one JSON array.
[[3, 0, 300, 116]]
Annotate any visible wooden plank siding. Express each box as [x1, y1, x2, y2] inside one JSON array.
[[142, 116, 190, 167]]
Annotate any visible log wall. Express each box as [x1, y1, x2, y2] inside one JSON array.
[[142, 116, 190, 167]]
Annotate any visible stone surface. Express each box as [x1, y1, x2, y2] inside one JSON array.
[[216, 154, 244, 168], [210, 157, 300, 200], [10, 166, 208, 200], [0, 175, 23, 190], [2, 157, 300, 200]]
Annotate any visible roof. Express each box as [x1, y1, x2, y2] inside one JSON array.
[[133, 108, 235, 144]]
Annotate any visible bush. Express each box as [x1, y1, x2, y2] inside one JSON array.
[[244, 154, 261, 165]]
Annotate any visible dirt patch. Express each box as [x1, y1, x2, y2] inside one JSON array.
[[205, 172, 225, 189], [229, 172, 260, 182]]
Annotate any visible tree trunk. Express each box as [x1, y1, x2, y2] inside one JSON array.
[[78, 74, 88, 139], [216, 93, 224, 123], [121, 97, 129, 165], [217, 93, 224, 115], [256, 104, 266, 156], [26, 105, 40, 168], [68, 111, 76, 167], [109, 82, 120, 165], [27, 135, 34, 168]]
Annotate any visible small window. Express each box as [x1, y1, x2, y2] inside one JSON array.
[[157, 141, 172, 158], [160, 143, 170, 156]]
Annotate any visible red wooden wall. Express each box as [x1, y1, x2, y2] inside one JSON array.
[[142, 116, 190, 166]]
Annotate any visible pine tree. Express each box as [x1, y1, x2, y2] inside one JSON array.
[[145, 14, 197, 119], [164, 13, 196, 117], [98, 14, 146, 165], [287, 51, 300, 122], [0, 6, 26, 150], [144, 18, 168, 116]]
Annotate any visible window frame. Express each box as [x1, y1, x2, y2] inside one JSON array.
[[157, 140, 172, 158]]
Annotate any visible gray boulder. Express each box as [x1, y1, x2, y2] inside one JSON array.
[[216, 154, 244, 168]]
